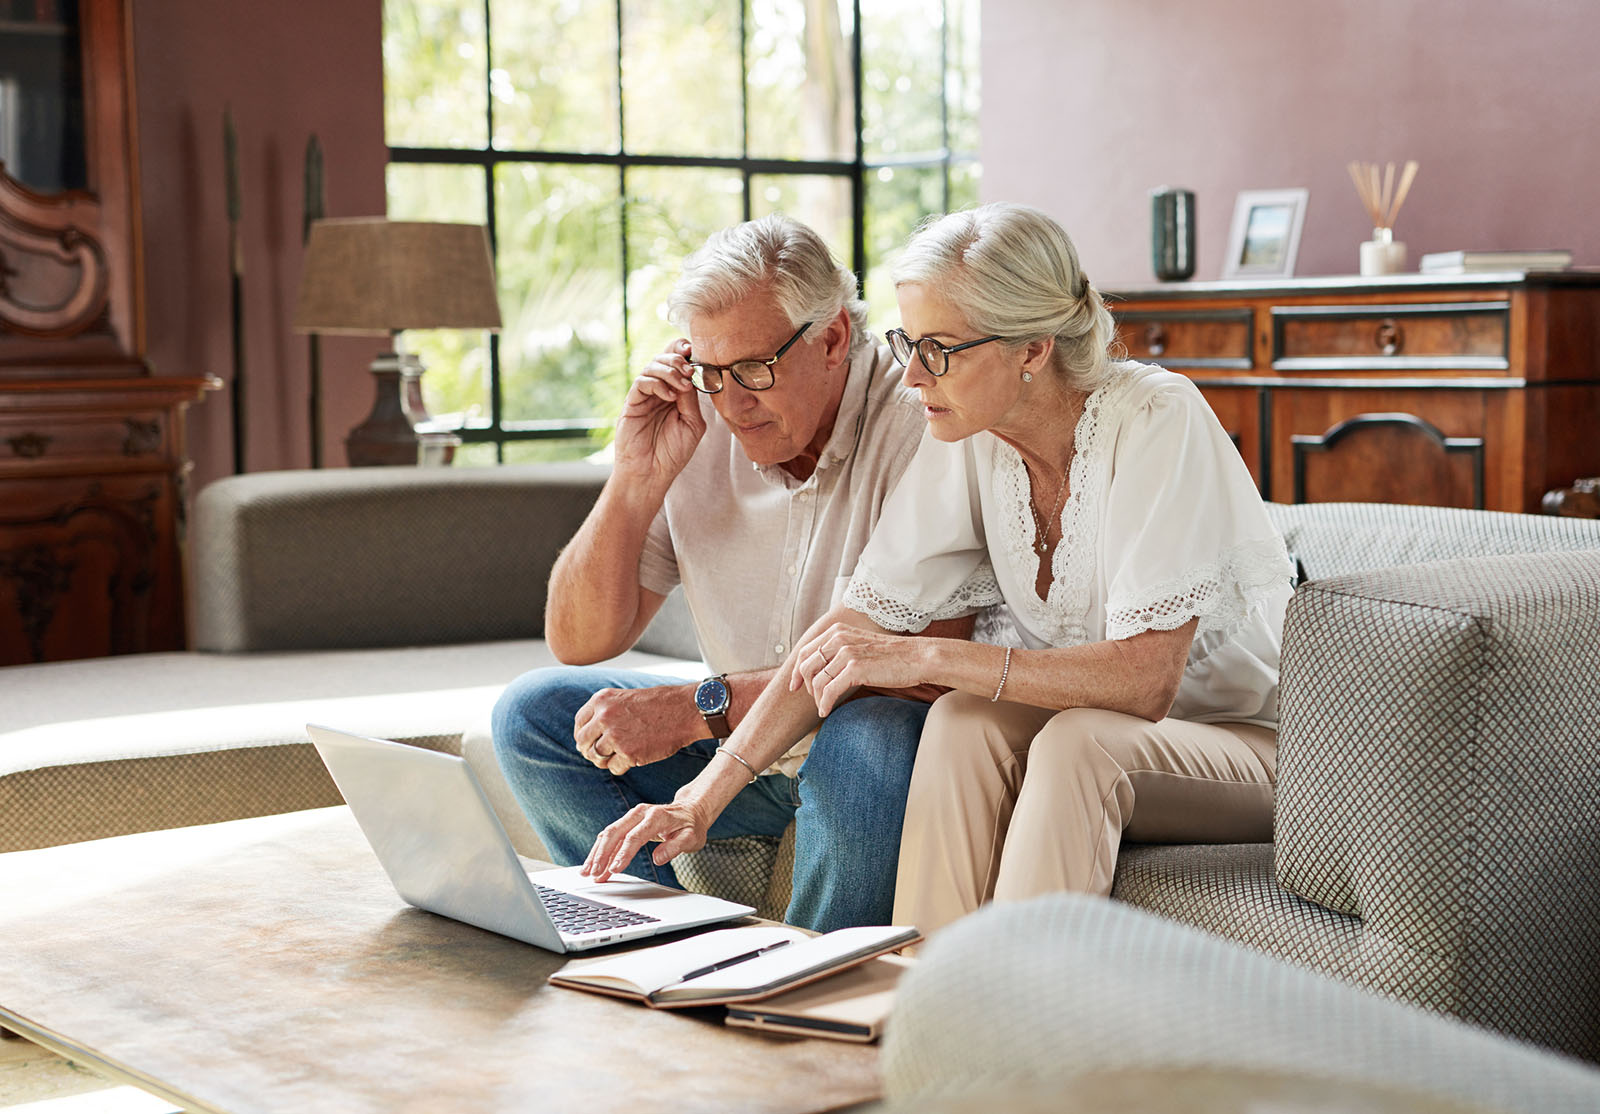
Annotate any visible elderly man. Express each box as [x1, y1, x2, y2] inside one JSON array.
[[491, 214, 966, 932]]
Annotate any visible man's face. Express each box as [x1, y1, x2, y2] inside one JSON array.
[[687, 290, 849, 473]]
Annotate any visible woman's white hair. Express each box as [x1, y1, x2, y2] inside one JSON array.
[[668, 213, 869, 355], [892, 202, 1119, 391]]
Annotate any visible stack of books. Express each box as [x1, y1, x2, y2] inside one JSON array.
[[1419, 249, 1573, 274]]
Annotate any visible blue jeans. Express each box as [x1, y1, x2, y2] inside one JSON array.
[[490, 665, 928, 932]]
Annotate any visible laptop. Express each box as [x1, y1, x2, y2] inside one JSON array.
[[306, 724, 755, 953]]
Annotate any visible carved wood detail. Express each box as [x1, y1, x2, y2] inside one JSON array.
[[0, 542, 76, 663], [122, 417, 161, 455], [0, 483, 160, 662], [0, 179, 112, 338], [7, 431, 52, 458], [1542, 476, 1600, 519]]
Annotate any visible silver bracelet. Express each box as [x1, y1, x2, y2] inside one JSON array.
[[716, 743, 759, 784], [992, 645, 1013, 702]]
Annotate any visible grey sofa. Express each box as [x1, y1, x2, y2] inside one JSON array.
[[0, 465, 702, 856], [1106, 504, 1600, 1064], [6, 466, 1600, 1068], [875, 507, 1600, 1109]]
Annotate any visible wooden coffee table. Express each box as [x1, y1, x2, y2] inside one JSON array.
[[0, 808, 880, 1113]]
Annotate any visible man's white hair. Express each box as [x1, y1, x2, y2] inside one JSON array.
[[669, 214, 869, 355]]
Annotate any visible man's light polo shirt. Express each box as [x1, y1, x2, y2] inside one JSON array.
[[637, 342, 926, 775]]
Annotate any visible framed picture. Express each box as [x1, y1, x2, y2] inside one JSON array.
[[1223, 188, 1309, 279]]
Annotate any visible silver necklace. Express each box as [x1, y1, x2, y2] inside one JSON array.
[[1028, 466, 1070, 554]]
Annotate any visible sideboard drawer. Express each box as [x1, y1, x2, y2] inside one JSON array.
[[1271, 301, 1510, 371], [0, 412, 168, 469], [1271, 388, 1494, 509], [1113, 309, 1253, 368]]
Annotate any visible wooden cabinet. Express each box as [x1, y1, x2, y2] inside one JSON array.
[[1105, 274, 1600, 512], [0, 0, 214, 665]]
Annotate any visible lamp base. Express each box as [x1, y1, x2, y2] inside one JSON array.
[[346, 352, 432, 467]]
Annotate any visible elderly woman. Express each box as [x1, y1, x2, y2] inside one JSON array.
[[584, 203, 1292, 936]]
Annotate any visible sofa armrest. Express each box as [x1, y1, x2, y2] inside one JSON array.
[[1272, 547, 1600, 1048], [192, 464, 609, 652], [1264, 501, 1600, 580], [880, 895, 1600, 1111]]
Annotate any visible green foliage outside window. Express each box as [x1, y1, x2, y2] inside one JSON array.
[[383, 0, 978, 464]]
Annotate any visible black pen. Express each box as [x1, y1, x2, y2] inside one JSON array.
[[678, 939, 794, 982]]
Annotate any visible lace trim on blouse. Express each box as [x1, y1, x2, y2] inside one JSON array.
[[1104, 533, 1292, 643], [993, 370, 1141, 647], [843, 560, 1004, 633]]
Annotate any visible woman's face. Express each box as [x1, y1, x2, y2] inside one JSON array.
[[894, 282, 1029, 442]]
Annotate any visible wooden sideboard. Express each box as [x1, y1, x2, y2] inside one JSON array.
[[0, 0, 214, 665], [1104, 273, 1600, 513], [0, 376, 211, 663]]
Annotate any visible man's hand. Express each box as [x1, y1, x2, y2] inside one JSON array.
[[573, 684, 705, 774], [612, 339, 707, 487]]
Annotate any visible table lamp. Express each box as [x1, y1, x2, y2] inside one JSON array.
[[292, 218, 502, 466]]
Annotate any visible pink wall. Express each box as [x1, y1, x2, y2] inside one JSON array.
[[134, 0, 388, 492], [981, 0, 1600, 285]]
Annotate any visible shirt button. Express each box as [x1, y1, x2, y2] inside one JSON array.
[[796, 490, 810, 501], [786, 565, 797, 575], [775, 643, 786, 655]]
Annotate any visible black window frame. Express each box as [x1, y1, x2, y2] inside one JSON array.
[[385, 0, 975, 460]]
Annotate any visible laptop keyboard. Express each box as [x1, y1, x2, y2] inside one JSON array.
[[533, 882, 662, 936]]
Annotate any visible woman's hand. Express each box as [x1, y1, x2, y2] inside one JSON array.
[[790, 622, 935, 716], [581, 795, 713, 882]]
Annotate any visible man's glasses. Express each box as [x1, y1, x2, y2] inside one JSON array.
[[885, 328, 1003, 377], [688, 321, 813, 394]]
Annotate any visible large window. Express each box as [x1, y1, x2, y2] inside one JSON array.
[[384, 0, 979, 464]]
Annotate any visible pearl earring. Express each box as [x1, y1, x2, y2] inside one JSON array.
[[1022, 371, 1033, 383]]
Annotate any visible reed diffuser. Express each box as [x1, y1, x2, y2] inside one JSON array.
[[1348, 160, 1418, 275]]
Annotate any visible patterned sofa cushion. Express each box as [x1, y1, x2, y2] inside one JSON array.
[[1271, 547, 1600, 1058]]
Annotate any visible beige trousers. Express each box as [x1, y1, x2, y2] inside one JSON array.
[[892, 692, 1277, 934]]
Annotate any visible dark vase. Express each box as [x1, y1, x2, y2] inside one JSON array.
[[1151, 187, 1196, 281]]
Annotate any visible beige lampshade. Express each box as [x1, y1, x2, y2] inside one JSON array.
[[292, 218, 503, 335]]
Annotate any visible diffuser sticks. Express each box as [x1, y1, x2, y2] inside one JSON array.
[[1348, 160, 1419, 233]]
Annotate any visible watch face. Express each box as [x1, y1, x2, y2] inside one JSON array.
[[695, 678, 730, 714]]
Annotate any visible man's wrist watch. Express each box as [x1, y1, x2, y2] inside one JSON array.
[[694, 674, 732, 739]]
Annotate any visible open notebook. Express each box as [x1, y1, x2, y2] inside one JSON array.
[[549, 923, 919, 1008]]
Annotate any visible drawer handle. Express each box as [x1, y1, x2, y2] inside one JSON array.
[[7, 432, 52, 459], [1144, 323, 1168, 357], [1375, 319, 1404, 356], [123, 418, 162, 456]]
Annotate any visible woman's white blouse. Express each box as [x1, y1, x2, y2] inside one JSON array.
[[844, 362, 1294, 727]]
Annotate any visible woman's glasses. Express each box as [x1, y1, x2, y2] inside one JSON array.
[[885, 328, 1003, 377], [688, 322, 813, 393]]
